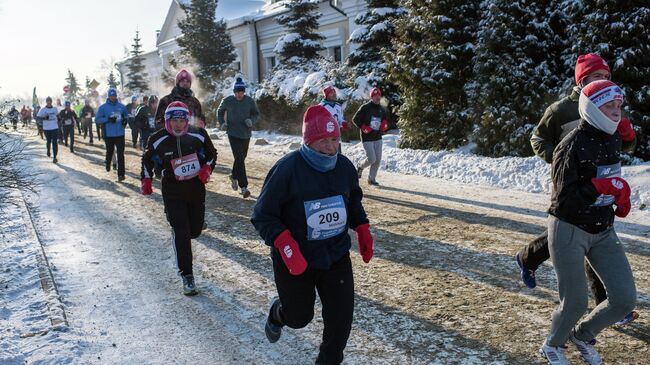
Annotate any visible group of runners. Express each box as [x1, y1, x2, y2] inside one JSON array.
[[21, 54, 641, 364]]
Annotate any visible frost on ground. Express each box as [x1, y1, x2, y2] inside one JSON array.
[[2, 128, 649, 364]]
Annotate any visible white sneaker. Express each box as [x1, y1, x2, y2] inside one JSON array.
[[539, 341, 570, 365], [240, 187, 250, 198], [569, 330, 602, 365]]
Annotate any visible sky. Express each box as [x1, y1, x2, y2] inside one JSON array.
[[0, 0, 170, 102]]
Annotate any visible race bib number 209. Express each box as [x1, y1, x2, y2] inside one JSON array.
[[303, 195, 347, 240]]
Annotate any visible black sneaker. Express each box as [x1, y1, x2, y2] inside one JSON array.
[[118, 175, 125, 182], [105, 161, 110, 172], [53, 157, 58, 163], [182, 274, 198, 296], [265, 298, 282, 343], [240, 187, 251, 199], [367, 180, 379, 186], [229, 176, 238, 191], [47, 151, 51, 157], [357, 166, 363, 179]]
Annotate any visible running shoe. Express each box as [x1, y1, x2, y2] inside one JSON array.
[[515, 252, 536, 288], [539, 341, 570, 365], [569, 330, 602, 365], [614, 310, 639, 326]]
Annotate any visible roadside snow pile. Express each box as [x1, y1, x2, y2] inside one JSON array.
[[241, 130, 650, 212], [347, 134, 553, 194]]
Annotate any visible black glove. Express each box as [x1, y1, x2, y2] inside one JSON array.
[[108, 116, 117, 123]]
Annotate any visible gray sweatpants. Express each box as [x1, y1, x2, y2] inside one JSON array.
[[360, 140, 383, 182], [546, 215, 636, 346]]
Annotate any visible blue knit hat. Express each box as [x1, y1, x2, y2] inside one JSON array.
[[233, 77, 246, 92], [108, 88, 117, 97]]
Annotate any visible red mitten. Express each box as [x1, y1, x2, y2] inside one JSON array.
[[141, 178, 153, 195], [355, 223, 374, 263], [380, 119, 389, 132], [198, 164, 212, 184], [615, 200, 631, 218], [274, 229, 307, 275], [361, 125, 373, 134], [591, 177, 631, 207], [342, 121, 350, 132], [617, 118, 635, 142]]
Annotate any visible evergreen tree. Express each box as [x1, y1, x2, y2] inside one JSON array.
[[177, 0, 236, 91], [471, 0, 570, 157], [388, 0, 479, 150], [64, 69, 81, 101], [348, 0, 405, 108], [107, 70, 119, 89], [274, 0, 325, 66], [84, 76, 92, 98], [565, 1, 650, 161], [125, 30, 149, 94]]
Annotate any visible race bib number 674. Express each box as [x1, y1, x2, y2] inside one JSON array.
[[303, 195, 347, 240]]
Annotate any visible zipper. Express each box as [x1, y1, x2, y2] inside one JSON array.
[[176, 135, 182, 157]]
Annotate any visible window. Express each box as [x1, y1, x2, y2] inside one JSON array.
[[233, 61, 241, 71], [330, 46, 342, 62], [265, 56, 276, 70]]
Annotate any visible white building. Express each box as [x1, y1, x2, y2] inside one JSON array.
[[116, 0, 367, 94]]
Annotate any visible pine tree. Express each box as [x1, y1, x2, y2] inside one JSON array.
[[274, 0, 325, 66], [65, 69, 81, 101], [177, 0, 236, 92], [565, 1, 650, 161], [348, 0, 405, 108], [388, 0, 480, 150], [125, 30, 149, 94], [107, 70, 119, 89], [471, 0, 570, 157]]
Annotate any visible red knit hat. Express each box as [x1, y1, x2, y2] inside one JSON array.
[[370, 87, 382, 98], [575, 54, 610, 86], [323, 86, 336, 99], [302, 105, 340, 146], [175, 69, 192, 86]]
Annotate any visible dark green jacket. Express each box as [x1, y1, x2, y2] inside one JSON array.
[[217, 95, 260, 139], [530, 88, 636, 163]]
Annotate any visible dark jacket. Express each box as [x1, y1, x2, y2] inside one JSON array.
[[352, 101, 387, 142], [141, 126, 217, 199], [58, 109, 78, 127], [531, 88, 636, 163], [80, 105, 95, 119], [135, 105, 156, 132], [549, 120, 623, 234], [217, 95, 260, 139], [251, 151, 369, 270], [155, 87, 204, 129]]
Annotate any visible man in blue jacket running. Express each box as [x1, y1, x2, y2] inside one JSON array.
[[96, 88, 129, 181]]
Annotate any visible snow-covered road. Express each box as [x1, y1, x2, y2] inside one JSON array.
[[2, 128, 649, 364]]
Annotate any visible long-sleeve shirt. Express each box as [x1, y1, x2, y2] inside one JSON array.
[[217, 95, 260, 139]]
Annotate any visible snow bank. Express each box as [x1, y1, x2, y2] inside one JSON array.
[[241, 130, 650, 213]]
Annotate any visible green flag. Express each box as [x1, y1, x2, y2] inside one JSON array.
[[32, 87, 38, 107]]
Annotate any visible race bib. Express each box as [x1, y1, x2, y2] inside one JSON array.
[[148, 117, 155, 129], [64, 119, 73, 125], [172, 152, 200, 181], [86, 113, 91, 118], [303, 195, 347, 240], [592, 162, 621, 207], [370, 116, 381, 131]]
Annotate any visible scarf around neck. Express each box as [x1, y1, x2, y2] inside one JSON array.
[[299, 144, 338, 172]]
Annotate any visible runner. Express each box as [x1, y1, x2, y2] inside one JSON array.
[[95, 88, 129, 181], [140, 101, 217, 295], [134, 95, 158, 150], [80, 100, 95, 144], [58, 101, 78, 153], [35, 97, 59, 163], [320, 86, 349, 152], [353, 87, 389, 185], [516, 53, 638, 325], [126, 95, 139, 148], [251, 105, 374, 365], [217, 77, 260, 198], [539, 80, 636, 365], [155, 69, 205, 129]]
